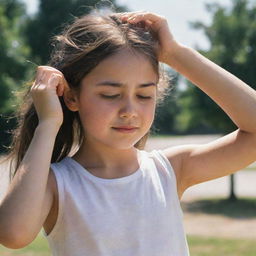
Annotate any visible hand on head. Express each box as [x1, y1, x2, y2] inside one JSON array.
[[30, 66, 69, 128], [119, 11, 178, 63]]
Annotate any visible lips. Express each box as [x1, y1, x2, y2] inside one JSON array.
[[112, 126, 139, 133], [113, 126, 138, 129]]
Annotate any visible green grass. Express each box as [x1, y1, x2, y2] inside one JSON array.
[[188, 236, 256, 256], [1, 233, 256, 255]]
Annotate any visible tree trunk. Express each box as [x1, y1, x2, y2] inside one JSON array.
[[229, 174, 237, 201]]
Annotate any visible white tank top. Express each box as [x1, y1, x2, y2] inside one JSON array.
[[42, 149, 190, 256]]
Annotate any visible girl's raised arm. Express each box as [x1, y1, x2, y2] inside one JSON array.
[[0, 66, 66, 248], [121, 12, 256, 196]]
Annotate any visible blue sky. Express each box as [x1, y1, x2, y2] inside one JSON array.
[[23, 0, 231, 50]]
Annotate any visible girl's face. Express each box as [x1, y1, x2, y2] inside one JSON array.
[[75, 48, 158, 150]]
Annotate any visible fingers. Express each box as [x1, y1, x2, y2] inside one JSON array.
[[33, 71, 46, 89], [120, 11, 165, 25], [48, 74, 58, 87], [32, 66, 68, 97], [119, 11, 167, 35]]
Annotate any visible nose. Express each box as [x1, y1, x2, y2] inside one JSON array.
[[119, 97, 138, 119]]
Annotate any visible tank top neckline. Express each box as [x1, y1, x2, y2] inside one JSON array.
[[64, 149, 146, 184]]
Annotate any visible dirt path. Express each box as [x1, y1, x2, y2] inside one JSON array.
[[183, 212, 256, 239]]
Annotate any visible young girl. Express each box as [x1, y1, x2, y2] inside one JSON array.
[[0, 10, 256, 256]]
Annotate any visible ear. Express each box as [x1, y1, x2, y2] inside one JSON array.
[[63, 88, 79, 112]]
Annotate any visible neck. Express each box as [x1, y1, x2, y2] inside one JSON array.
[[72, 140, 141, 179]]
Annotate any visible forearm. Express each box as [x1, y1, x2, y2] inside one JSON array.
[[0, 122, 59, 237], [167, 43, 256, 133]]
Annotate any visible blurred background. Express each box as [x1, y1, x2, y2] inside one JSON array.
[[0, 0, 256, 255]]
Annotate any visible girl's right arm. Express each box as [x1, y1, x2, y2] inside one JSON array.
[[0, 66, 68, 248]]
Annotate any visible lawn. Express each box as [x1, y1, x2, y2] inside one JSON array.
[[188, 236, 256, 256], [0, 232, 256, 255]]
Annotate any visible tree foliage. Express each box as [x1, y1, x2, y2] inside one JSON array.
[[153, 72, 182, 135], [0, 0, 30, 114], [177, 0, 256, 134], [0, 0, 33, 153]]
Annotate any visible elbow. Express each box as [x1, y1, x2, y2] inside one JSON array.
[[0, 211, 36, 249], [1, 237, 32, 250], [0, 229, 34, 249]]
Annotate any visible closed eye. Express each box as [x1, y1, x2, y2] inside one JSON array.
[[100, 94, 119, 99], [100, 94, 152, 99], [137, 95, 152, 99]]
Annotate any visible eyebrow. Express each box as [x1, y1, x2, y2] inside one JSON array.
[[95, 81, 157, 88]]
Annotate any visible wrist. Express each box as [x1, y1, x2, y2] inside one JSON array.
[[162, 41, 188, 68]]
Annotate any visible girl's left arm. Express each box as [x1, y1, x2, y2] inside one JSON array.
[[161, 42, 256, 196], [121, 12, 256, 196]]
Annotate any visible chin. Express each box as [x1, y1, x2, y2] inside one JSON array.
[[111, 144, 136, 150], [102, 140, 138, 151]]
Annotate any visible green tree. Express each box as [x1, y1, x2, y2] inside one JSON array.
[[178, 0, 256, 133], [178, 0, 256, 200], [0, 0, 31, 153], [0, 0, 30, 113], [153, 71, 182, 135]]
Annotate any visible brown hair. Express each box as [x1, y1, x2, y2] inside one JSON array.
[[2, 11, 170, 182]]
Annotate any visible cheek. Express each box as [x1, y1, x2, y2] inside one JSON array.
[[142, 102, 156, 119], [78, 98, 115, 127], [147, 110, 156, 127], [137, 103, 156, 130]]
